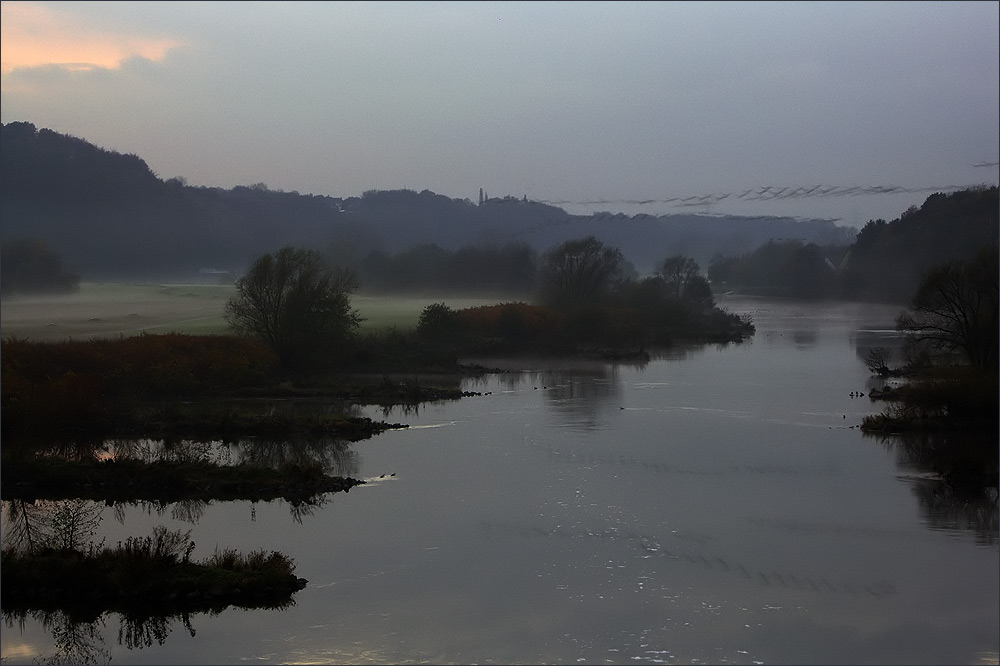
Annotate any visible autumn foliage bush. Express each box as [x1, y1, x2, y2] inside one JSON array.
[[416, 298, 752, 356], [454, 302, 569, 352], [1, 334, 278, 436]]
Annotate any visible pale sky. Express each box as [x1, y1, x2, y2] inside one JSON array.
[[2, 1, 997, 226]]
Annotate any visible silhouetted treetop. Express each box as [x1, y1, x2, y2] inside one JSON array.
[[839, 186, 998, 301]]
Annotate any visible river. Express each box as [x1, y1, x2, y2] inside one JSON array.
[[2, 296, 997, 664]]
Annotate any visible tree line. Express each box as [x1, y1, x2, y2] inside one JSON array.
[[1, 238, 80, 296], [1, 121, 856, 281], [708, 186, 997, 302], [3, 122, 994, 307], [352, 242, 539, 295], [226, 238, 753, 372]]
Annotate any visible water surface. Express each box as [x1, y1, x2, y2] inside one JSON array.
[[3, 297, 997, 664]]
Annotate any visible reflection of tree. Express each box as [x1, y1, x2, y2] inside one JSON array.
[[791, 330, 817, 347], [46, 612, 111, 665], [493, 371, 534, 391], [160, 439, 215, 464], [4, 499, 49, 553], [872, 431, 999, 544], [289, 495, 328, 524], [380, 402, 423, 419], [540, 365, 622, 431], [3, 608, 195, 663], [853, 329, 908, 371], [909, 478, 998, 545], [118, 612, 195, 650], [648, 344, 711, 362], [104, 434, 359, 477], [170, 499, 208, 524], [109, 438, 214, 464], [2, 610, 112, 665], [103, 493, 327, 527], [39, 436, 110, 463], [2, 499, 103, 554], [229, 437, 358, 477]]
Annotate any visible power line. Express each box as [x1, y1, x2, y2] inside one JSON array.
[[536, 183, 989, 208]]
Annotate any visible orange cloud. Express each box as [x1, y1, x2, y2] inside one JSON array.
[[0, 2, 183, 74]]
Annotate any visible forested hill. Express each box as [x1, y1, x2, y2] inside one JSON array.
[[838, 186, 998, 301], [2, 121, 854, 280]]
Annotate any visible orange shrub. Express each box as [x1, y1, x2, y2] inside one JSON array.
[[454, 302, 570, 351], [1, 334, 279, 436]]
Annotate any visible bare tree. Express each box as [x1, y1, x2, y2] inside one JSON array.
[[659, 255, 701, 300], [539, 236, 624, 308], [226, 247, 361, 370], [864, 347, 893, 376], [895, 247, 998, 371]]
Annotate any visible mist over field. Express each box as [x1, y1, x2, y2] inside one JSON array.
[[0, 282, 516, 341]]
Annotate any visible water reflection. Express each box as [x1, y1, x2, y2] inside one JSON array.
[[10, 436, 110, 463], [111, 494, 330, 525], [3, 610, 113, 665], [869, 431, 999, 544], [909, 477, 998, 545], [3, 601, 296, 665], [228, 437, 359, 476], [543, 369, 622, 432], [792, 329, 818, 347], [92, 436, 360, 478], [852, 329, 910, 369], [462, 358, 627, 431], [4, 299, 997, 664], [3, 499, 103, 554]]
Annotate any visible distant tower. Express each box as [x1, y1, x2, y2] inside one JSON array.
[[479, 188, 484, 205]]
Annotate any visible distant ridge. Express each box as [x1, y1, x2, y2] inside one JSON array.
[[3, 121, 857, 280]]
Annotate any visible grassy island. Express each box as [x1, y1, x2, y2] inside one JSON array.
[[1, 458, 366, 503], [2, 527, 307, 620]]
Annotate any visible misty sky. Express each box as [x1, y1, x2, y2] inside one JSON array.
[[2, 1, 997, 226]]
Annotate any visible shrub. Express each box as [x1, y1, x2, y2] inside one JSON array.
[[1, 334, 278, 437]]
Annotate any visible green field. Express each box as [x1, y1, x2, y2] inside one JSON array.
[[0, 283, 511, 341]]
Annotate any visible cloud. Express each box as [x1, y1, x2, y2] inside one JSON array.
[[0, 1, 994, 227], [0, 2, 183, 74]]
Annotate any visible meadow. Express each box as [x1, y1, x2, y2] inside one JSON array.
[[0, 283, 507, 341]]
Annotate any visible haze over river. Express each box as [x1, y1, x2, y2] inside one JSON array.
[[3, 297, 997, 664]]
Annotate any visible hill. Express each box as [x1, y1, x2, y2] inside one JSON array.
[[2, 122, 855, 281], [706, 186, 998, 302], [838, 186, 998, 302]]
